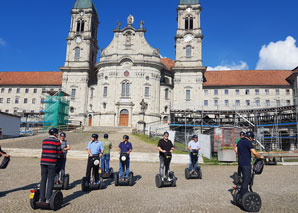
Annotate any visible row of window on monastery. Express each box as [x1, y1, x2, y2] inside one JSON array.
[[203, 89, 291, 96], [203, 99, 291, 108], [0, 87, 56, 94]]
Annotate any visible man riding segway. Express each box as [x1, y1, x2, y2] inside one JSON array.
[[235, 131, 264, 201], [158, 132, 174, 180], [185, 135, 202, 179], [86, 134, 104, 185]]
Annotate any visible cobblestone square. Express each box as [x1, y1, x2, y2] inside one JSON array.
[[1, 157, 298, 212]]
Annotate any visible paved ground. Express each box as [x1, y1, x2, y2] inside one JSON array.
[[0, 131, 157, 153], [1, 157, 298, 212]]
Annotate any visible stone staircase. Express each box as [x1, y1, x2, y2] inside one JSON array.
[[83, 126, 133, 133]]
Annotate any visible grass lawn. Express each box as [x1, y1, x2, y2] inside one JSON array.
[[133, 134, 188, 154]]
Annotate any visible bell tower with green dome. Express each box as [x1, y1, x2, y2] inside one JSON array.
[[172, 0, 206, 111], [60, 0, 99, 125]]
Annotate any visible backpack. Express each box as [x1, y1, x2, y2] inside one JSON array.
[[253, 159, 264, 175], [0, 156, 10, 169]]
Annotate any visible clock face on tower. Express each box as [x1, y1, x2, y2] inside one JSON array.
[[184, 34, 193, 43], [75, 36, 82, 44]]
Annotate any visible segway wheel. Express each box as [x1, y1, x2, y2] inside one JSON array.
[[81, 177, 89, 192], [155, 174, 162, 188], [29, 189, 40, 210], [50, 191, 63, 211], [242, 192, 262, 212], [109, 167, 114, 175], [233, 191, 242, 206], [99, 177, 104, 189], [128, 172, 134, 186], [114, 172, 119, 186], [198, 167, 202, 179], [63, 174, 70, 190], [185, 168, 190, 179]]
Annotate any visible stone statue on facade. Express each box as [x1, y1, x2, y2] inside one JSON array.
[[140, 20, 144, 29], [116, 21, 121, 29], [127, 14, 134, 26], [140, 99, 148, 113]]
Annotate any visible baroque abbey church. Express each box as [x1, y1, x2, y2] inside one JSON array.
[[61, 0, 206, 127]]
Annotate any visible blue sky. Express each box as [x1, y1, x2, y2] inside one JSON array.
[[0, 0, 298, 71]]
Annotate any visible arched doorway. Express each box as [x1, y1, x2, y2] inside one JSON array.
[[88, 114, 92, 127], [119, 109, 129, 126]]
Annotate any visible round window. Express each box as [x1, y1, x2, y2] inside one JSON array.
[[145, 76, 150, 80], [70, 107, 74, 113], [124, 71, 130, 77], [105, 76, 108, 80]]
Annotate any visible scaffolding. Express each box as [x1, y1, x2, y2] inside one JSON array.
[[170, 105, 298, 152], [43, 91, 69, 130]]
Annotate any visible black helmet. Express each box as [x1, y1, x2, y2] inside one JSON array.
[[240, 131, 246, 136], [49, 128, 58, 135], [163, 132, 169, 136], [92, 134, 98, 139], [246, 131, 254, 139], [60, 132, 66, 137], [123, 135, 129, 140], [192, 135, 198, 139], [104, 134, 108, 139]]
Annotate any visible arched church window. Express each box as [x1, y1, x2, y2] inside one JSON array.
[[121, 80, 130, 97], [186, 45, 192, 58], [74, 47, 80, 60], [190, 17, 193, 30], [76, 22, 81, 32], [185, 17, 189, 30], [81, 20, 85, 32], [165, 89, 169, 100], [185, 16, 194, 30], [76, 20, 85, 32]]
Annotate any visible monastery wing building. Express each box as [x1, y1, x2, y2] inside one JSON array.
[[0, 0, 297, 129]]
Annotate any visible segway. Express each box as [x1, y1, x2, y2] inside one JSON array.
[[29, 187, 63, 211], [81, 156, 104, 191], [114, 152, 134, 186], [231, 159, 264, 212], [185, 150, 202, 179], [155, 152, 177, 188], [54, 174, 70, 190], [100, 162, 114, 179], [0, 156, 10, 169]]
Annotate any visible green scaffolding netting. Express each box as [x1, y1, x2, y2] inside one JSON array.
[[43, 92, 69, 130]]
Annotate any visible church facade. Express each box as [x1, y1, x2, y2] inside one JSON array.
[[60, 0, 206, 127]]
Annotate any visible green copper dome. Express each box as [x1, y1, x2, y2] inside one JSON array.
[[179, 0, 200, 5], [73, 0, 98, 14]]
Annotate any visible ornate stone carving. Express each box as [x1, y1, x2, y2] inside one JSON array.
[[127, 14, 134, 25], [116, 21, 121, 29], [140, 20, 144, 29]]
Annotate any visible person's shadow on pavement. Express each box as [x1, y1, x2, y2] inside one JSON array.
[[0, 183, 38, 198]]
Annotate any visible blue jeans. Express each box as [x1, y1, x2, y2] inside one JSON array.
[[188, 152, 198, 171], [119, 159, 130, 178], [101, 154, 110, 173], [239, 166, 252, 198]]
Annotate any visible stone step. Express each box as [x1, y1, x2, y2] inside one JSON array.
[[83, 126, 133, 133]]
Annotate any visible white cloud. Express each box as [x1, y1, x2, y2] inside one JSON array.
[[256, 36, 298, 70], [0, 38, 6, 46], [207, 61, 249, 71]]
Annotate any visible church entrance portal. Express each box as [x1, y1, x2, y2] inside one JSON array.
[[120, 109, 129, 126], [88, 115, 92, 127]]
